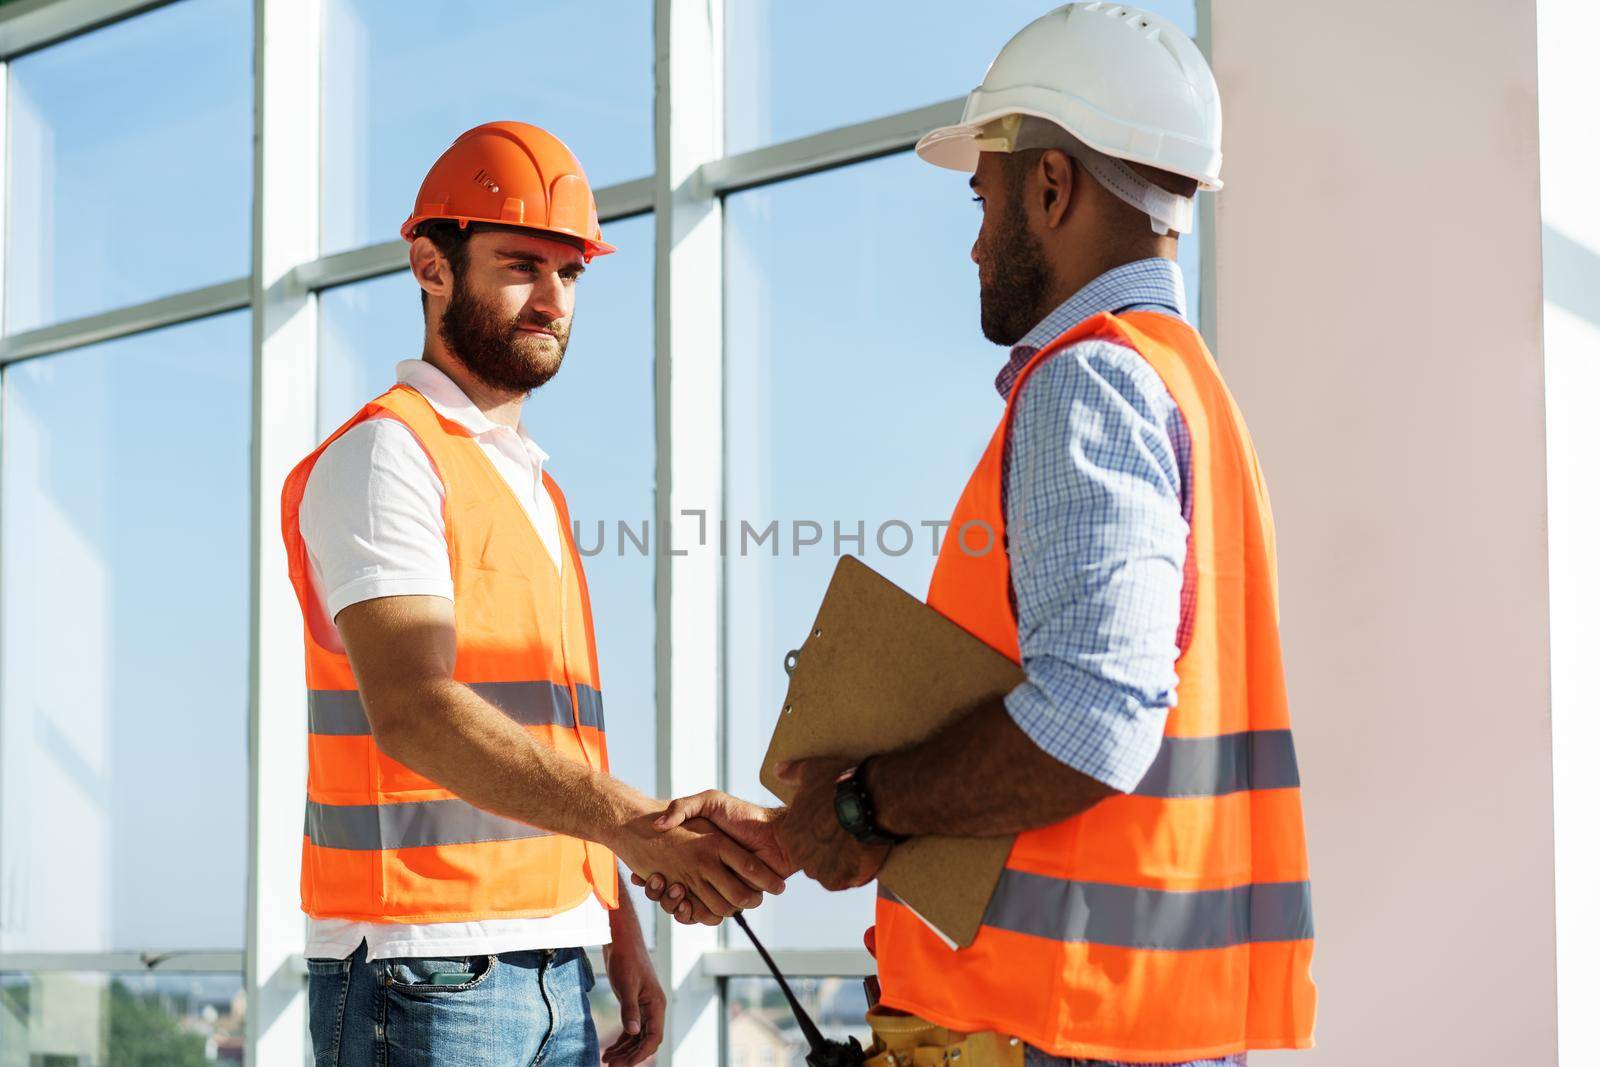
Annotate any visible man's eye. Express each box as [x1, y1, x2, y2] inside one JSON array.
[[971, 196, 984, 206]]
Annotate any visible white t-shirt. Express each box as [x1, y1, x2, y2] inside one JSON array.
[[300, 359, 611, 961]]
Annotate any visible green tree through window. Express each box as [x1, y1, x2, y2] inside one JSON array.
[[107, 982, 211, 1067]]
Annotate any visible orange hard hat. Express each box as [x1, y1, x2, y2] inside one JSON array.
[[401, 121, 615, 259]]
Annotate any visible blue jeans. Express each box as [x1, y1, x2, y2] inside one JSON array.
[[308, 940, 600, 1066]]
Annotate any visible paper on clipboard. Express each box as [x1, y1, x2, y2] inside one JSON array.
[[758, 555, 1025, 949]]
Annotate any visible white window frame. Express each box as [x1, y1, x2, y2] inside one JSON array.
[[0, 1, 1215, 1063]]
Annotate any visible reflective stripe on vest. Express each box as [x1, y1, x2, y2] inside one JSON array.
[[883, 877, 1313, 950], [282, 384, 619, 924], [873, 311, 1316, 1062], [305, 798, 553, 851], [309, 682, 607, 736], [1131, 728, 1299, 798]]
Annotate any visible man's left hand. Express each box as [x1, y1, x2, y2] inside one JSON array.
[[601, 915, 664, 1065], [632, 793, 792, 925], [775, 757, 891, 892]]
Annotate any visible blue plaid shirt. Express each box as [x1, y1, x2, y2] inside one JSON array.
[[1000, 260, 1242, 1067], [1000, 258, 1194, 794]]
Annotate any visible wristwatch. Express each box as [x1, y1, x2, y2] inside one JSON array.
[[833, 758, 909, 846]]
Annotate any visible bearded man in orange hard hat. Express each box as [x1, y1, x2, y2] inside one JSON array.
[[282, 122, 785, 1065]]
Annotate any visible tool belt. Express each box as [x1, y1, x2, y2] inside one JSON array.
[[863, 1008, 1024, 1067]]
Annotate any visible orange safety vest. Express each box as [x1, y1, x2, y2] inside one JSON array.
[[875, 311, 1315, 1061], [281, 383, 619, 924]]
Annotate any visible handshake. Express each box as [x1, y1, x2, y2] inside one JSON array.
[[611, 758, 893, 924]]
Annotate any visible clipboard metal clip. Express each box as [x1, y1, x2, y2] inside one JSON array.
[[785, 627, 818, 676]]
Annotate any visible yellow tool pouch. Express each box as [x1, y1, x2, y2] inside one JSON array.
[[862, 1009, 1024, 1067]]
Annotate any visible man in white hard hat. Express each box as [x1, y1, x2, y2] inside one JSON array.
[[638, 4, 1316, 1065]]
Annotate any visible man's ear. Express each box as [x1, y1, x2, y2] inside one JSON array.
[[410, 236, 452, 307], [1037, 149, 1075, 229]]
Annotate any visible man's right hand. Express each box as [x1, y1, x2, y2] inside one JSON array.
[[608, 805, 786, 925], [629, 790, 794, 924]]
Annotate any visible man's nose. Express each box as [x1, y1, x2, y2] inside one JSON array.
[[528, 272, 571, 321]]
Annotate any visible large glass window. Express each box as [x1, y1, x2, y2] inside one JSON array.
[[5, 0, 252, 332], [723, 153, 1000, 947], [0, 971, 245, 1064], [725, 1, 1197, 154], [0, 312, 252, 955], [0, 3, 1221, 1059], [726, 976, 871, 1067], [320, 0, 654, 256]]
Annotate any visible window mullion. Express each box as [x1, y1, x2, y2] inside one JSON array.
[[245, 0, 321, 1063], [654, 0, 725, 1064]]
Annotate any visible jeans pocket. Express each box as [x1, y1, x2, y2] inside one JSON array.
[[384, 954, 498, 995], [307, 957, 352, 1064], [577, 950, 596, 993]]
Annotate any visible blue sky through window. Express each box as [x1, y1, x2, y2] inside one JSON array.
[[5, 0, 251, 332], [0, 312, 250, 954], [321, 0, 653, 256], [726, 0, 1197, 153]]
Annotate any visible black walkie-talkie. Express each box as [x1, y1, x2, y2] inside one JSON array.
[[732, 912, 868, 1067]]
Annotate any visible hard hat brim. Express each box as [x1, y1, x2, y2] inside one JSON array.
[[917, 102, 1224, 192], [914, 123, 988, 173]]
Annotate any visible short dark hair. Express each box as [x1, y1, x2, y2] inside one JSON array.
[[414, 220, 475, 314], [412, 221, 589, 312]]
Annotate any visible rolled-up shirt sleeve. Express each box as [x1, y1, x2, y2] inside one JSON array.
[[1001, 338, 1190, 793]]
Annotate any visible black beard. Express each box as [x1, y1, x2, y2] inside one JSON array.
[[438, 279, 569, 394], [977, 195, 1055, 347]]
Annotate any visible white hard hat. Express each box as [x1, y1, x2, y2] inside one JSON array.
[[918, 2, 1223, 231]]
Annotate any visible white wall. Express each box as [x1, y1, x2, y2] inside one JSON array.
[[1537, 2, 1600, 1064], [1208, 0, 1557, 1062]]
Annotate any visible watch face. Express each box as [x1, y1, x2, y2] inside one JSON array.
[[837, 795, 864, 823]]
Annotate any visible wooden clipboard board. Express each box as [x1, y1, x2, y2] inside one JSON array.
[[759, 555, 1024, 948]]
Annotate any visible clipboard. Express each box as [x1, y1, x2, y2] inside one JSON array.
[[759, 555, 1025, 948]]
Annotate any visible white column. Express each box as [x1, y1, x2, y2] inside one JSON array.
[[653, 0, 725, 1064], [1537, 2, 1600, 1064], [1209, 1, 1555, 1062], [245, 0, 321, 1063]]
